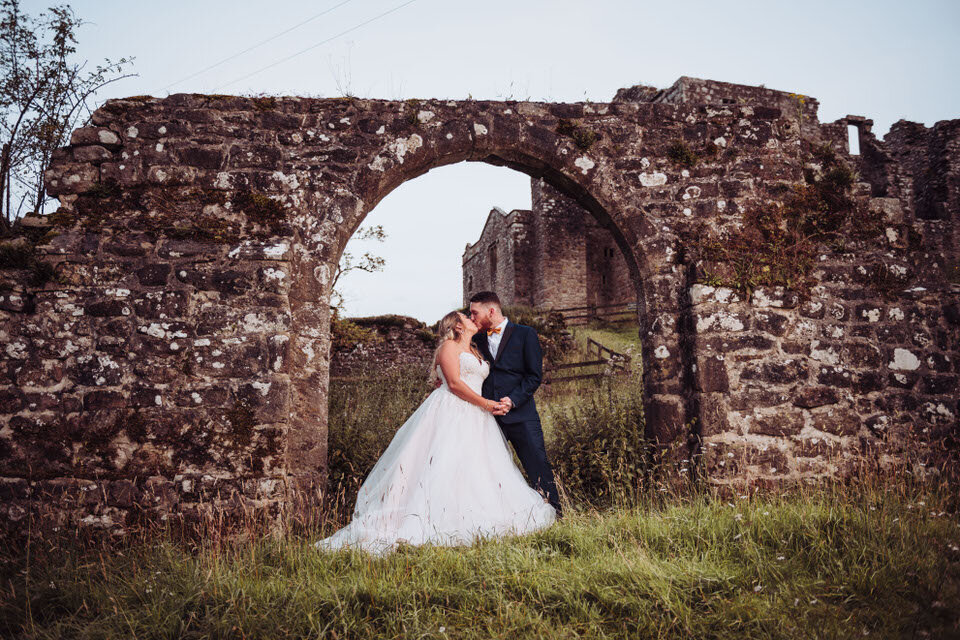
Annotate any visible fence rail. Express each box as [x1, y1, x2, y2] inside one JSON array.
[[543, 337, 631, 385], [548, 301, 638, 325]]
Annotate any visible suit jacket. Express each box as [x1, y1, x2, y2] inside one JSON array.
[[472, 321, 543, 424]]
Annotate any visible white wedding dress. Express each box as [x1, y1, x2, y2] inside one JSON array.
[[314, 350, 557, 556]]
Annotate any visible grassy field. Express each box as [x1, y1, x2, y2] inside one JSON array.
[[1, 474, 957, 639]]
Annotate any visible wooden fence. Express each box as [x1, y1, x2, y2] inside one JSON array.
[[543, 337, 631, 384], [548, 301, 638, 325]]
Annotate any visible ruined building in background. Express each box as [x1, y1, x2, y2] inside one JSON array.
[[0, 75, 957, 537], [462, 178, 634, 315]]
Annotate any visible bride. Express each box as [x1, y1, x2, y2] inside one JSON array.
[[314, 310, 557, 555]]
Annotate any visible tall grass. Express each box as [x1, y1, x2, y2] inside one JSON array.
[[326, 365, 433, 519], [1, 465, 957, 639]]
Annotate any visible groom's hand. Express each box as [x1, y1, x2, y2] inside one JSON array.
[[491, 400, 509, 415], [499, 397, 513, 410]]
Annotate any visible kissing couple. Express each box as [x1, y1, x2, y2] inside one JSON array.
[[315, 291, 563, 556]]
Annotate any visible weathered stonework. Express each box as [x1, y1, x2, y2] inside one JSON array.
[[462, 178, 635, 314], [329, 316, 435, 378], [0, 75, 957, 536]]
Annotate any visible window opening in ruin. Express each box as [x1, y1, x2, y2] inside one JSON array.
[[489, 243, 498, 285], [847, 124, 860, 155]]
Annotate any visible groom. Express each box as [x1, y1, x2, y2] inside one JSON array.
[[468, 291, 563, 519]]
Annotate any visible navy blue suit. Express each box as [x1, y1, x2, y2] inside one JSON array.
[[473, 321, 562, 516]]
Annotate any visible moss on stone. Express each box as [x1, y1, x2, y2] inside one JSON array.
[[252, 96, 277, 111], [556, 118, 598, 151], [233, 189, 286, 230], [691, 144, 878, 299], [0, 243, 34, 269], [83, 181, 123, 199], [667, 140, 698, 168]]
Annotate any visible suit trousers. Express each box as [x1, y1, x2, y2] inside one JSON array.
[[498, 415, 562, 517]]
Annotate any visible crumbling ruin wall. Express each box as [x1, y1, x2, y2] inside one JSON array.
[[0, 76, 956, 536], [461, 207, 534, 307]]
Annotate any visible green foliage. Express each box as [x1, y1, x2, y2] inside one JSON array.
[[556, 118, 598, 150], [0, 237, 57, 285], [667, 139, 698, 167], [251, 96, 277, 111], [403, 98, 421, 127], [332, 224, 387, 313], [545, 378, 650, 508], [0, 0, 135, 230], [0, 241, 32, 268], [233, 189, 286, 230], [330, 313, 382, 351], [692, 143, 881, 299], [350, 313, 415, 329]]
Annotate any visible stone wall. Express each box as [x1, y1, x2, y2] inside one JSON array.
[[461, 207, 534, 306], [0, 75, 956, 536], [462, 178, 635, 312], [329, 315, 436, 378]]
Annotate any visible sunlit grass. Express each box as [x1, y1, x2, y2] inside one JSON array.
[[1, 472, 957, 639]]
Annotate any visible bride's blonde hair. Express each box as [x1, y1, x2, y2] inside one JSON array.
[[429, 310, 482, 385]]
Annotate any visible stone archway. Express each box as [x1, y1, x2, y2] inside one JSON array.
[[9, 75, 951, 533], [279, 106, 677, 498]]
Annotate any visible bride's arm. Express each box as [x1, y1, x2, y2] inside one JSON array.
[[437, 342, 499, 412]]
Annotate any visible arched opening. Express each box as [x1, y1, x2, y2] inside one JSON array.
[[315, 147, 654, 513]]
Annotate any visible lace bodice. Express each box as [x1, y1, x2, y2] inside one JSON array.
[[436, 351, 489, 395]]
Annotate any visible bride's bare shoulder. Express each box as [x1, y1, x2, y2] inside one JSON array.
[[437, 339, 463, 359]]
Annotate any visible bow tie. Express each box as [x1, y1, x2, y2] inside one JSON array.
[[486, 327, 502, 336]]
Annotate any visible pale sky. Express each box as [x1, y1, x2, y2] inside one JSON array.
[[25, 0, 960, 323]]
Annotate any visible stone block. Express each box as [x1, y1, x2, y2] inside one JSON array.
[[132, 290, 188, 319], [816, 365, 853, 387], [694, 354, 728, 392], [703, 333, 775, 352], [793, 386, 841, 408], [645, 395, 686, 444], [83, 390, 128, 410], [754, 310, 789, 336], [136, 263, 172, 287], [739, 358, 809, 385], [44, 162, 99, 195], [842, 342, 883, 368], [70, 127, 121, 147], [748, 409, 804, 436], [73, 145, 114, 164], [922, 375, 958, 395], [697, 392, 730, 437], [811, 407, 861, 436], [852, 370, 886, 393]]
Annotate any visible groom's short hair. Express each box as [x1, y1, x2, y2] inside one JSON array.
[[469, 291, 501, 308]]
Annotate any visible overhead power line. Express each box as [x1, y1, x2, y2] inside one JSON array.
[[212, 0, 420, 92], [160, 0, 356, 93]]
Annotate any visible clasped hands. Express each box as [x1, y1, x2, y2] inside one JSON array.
[[490, 397, 512, 416]]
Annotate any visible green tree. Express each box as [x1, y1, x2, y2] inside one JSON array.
[[0, 0, 135, 232]]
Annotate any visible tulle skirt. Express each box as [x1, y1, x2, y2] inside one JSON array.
[[314, 385, 556, 556]]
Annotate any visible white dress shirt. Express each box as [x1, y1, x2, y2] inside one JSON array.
[[487, 317, 509, 359]]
